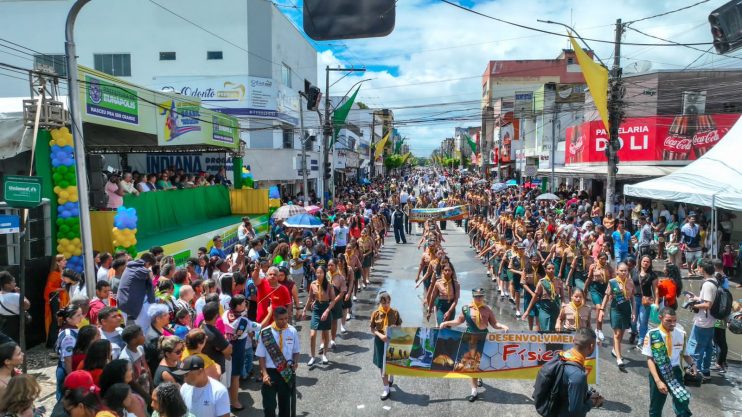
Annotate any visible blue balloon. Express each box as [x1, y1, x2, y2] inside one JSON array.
[[61, 210, 71, 218]]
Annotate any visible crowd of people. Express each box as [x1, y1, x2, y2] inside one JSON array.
[[104, 167, 232, 209], [0, 176, 403, 417], [0, 167, 739, 417]]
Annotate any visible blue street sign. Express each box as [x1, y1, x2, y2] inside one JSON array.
[[0, 214, 20, 234]]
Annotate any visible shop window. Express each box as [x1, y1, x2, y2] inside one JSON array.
[[94, 53, 131, 76], [207, 51, 223, 60], [159, 52, 176, 61], [282, 129, 294, 149]]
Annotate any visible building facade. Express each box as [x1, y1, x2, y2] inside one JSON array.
[[0, 0, 319, 194]]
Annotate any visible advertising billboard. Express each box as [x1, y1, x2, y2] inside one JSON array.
[[565, 113, 740, 165]]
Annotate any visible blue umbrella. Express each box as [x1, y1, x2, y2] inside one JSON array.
[[284, 213, 323, 228], [491, 183, 507, 193], [506, 179, 518, 186]]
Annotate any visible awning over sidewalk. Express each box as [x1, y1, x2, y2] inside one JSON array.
[[537, 165, 680, 180]]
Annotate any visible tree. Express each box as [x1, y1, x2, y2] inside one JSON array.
[[356, 101, 369, 109], [384, 154, 406, 170]]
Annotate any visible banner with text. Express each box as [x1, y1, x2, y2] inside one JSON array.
[[409, 205, 468, 223], [385, 328, 597, 382], [565, 113, 740, 165]]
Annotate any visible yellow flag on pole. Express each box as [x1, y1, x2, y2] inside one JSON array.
[[401, 152, 411, 164], [569, 33, 610, 131], [375, 131, 390, 158]]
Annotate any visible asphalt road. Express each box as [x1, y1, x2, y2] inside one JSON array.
[[238, 223, 742, 417]]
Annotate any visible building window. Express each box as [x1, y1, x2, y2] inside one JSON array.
[[207, 51, 223, 60], [93, 54, 131, 76], [567, 58, 575, 65], [282, 128, 294, 149], [281, 63, 292, 88], [159, 52, 176, 61], [33, 54, 67, 77]]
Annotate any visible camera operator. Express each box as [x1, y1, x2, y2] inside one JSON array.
[[685, 260, 717, 382], [105, 171, 125, 209]]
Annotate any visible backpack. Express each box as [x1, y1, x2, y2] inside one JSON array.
[[709, 278, 733, 320], [533, 356, 568, 417]]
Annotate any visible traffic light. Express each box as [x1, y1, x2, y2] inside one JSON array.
[[324, 162, 332, 179], [709, 1, 742, 54], [304, 80, 322, 111]]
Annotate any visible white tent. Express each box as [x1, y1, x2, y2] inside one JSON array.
[[624, 118, 742, 212], [625, 116, 742, 257]]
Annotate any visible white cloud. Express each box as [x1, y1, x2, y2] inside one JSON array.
[[296, 0, 732, 155]]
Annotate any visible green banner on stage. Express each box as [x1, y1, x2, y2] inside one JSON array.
[[123, 186, 232, 239]]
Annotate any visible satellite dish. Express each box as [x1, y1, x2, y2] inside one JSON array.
[[626, 60, 652, 74]]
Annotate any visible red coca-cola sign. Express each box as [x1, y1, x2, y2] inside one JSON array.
[[564, 114, 739, 165]]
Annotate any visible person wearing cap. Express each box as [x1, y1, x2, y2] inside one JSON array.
[[256, 306, 300, 417], [175, 356, 230, 417], [440, 288, 508, 402]]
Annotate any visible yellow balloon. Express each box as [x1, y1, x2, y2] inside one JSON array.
[[73, 248, 82, 257], [72, 238, 80, 244], [54, 186, 61, 194], [113, 239, 119, 247], [57, 198, 65, 205], [131, 238, 137, 245], [69, 194, 78, 203]]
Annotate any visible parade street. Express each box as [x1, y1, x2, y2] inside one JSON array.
[[240, 224, 742, 417]]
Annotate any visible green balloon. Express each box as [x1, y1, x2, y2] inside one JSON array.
[[68, 177, 77, 186], [57, 166, 67, 174], [56, 218, 64, 226], [59, 225, 70, 233], [53, 173, 62, 183], [59, 181, 69, 188]]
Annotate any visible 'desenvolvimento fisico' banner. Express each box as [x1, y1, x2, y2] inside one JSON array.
[[384, 328, 597, 384]]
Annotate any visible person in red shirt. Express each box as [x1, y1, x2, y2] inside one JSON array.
[[87, 281, 111, 325], [656, 263, 681, 309], [252, 265, 291, 327]]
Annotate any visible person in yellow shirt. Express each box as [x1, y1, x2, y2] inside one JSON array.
[[181, 328, 222, 380]]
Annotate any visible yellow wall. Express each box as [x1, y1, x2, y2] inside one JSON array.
[[230, 188, 269, 214]]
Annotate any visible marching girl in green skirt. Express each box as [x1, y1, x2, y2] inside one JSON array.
[[599, 262, 635, 369], [568, 244, 592, 295], [370, 291, 402, 401], [584, 251, 613, 343], [302, 265, 337, 367], [547, 235, 571, 281], [522, 262, 565, 331], [522, 255, 545, 331], [426, 263, 460, 325], [497, 240, 513, 301]]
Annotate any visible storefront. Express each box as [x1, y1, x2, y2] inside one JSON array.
[[539, 113, 741, 195]]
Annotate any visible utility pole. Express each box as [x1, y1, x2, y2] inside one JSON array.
[[497, 117, 504, 181], [370, 112, 376, 179], [550, 100, 558, 193], [605, 19, 624, 216], [298, 92, 309, 205]]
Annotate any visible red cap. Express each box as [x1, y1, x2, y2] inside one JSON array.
[[63, 370, 100, 394]]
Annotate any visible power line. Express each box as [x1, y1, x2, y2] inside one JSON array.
[[440, 0, 714, 47], [624, 0, 711, 25], [626, 25, 742, 61]]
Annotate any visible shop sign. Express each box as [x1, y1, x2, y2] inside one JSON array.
[[0, 215, 20, 234], [565, 113, 740, 165], [3, 175, 42, 208]]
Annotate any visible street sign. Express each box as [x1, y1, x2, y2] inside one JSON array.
[[0, 214, 20, 234], [3, 175, 42, 208]]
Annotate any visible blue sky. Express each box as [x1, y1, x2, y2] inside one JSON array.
[[275, 0, 735, 155]]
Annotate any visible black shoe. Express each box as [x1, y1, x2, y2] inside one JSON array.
[[477, 378, 483, 387], [628, 332, 637, 345], [381, 391, 391, 401], [388, 377, 394, 387], [231, 405, 245, 412], [467, 394, 479, 402]]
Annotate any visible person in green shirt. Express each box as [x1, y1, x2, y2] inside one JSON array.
[[156, 172, 176, 190]]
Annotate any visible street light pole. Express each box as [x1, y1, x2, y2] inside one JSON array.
[[299, 91, 309, 205], [65, 0, 96, 298]]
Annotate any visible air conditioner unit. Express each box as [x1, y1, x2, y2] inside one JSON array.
[[683, 91, 707, 115]]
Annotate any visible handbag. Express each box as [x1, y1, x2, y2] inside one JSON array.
[[667, 245, 679, 255]]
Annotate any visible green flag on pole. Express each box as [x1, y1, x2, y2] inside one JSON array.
[[331, 86, 361, 146], [465, 134, 477, 153]]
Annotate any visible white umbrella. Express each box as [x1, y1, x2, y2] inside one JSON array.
[[536, 193, 560, 201], [271, 204, 306, 220]]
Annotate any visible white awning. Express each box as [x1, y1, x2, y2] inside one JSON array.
[[625, 117, 742, 211], [537, 165, 680, 180]]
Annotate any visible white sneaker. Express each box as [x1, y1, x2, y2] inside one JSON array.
[[353, 295, 358, 302], [340, 325, 347, 334], [515, 310, 522, 318], [617, 358, 625, 367], [319, 343, 324, 353], [330, 340, 337, 349], [597, 329, 605, 342], [346, 313, 352, 321], [308, 357, 316, 366], [321, 354, 329, 364]]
